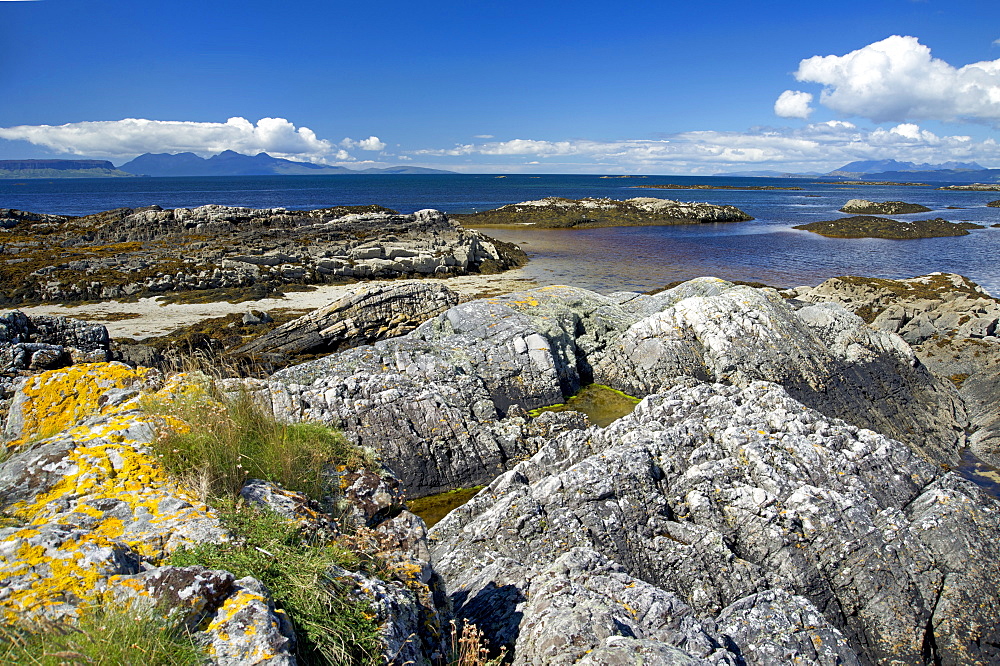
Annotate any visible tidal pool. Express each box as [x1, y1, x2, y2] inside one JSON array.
[[957, 449, 1000, 498], [409, 486, 484, 528], [530, 383, 641, 428]]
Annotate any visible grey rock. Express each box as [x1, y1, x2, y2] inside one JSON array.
[[594, 280, 965, 465], [430, 380, 1000, 665], [204, 576, 297, 666], [238, 282, 460, 357]]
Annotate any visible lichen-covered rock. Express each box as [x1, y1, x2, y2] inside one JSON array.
[[240, 478, 340, 541], [237, 281, 460, 357], [3, 361, 160, 445], [108, 565, 236, 629], [204, 576, 297, 666], [330, 564, 446, 666], [0, 366, 227, 622], [430, 380, 1000, 665]]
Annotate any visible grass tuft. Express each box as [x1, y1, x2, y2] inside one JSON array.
[[168, 499, 382, 666], [142, 378, 373, 502], [0, 604, 202, 666]]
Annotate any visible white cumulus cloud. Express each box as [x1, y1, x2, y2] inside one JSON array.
[[793, 35, 1000, 124], [0, 117, 382, 163], [340, 136, 386, 151], [774, 90, 815, 119]]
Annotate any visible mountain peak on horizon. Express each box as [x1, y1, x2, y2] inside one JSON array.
[[117, 151, 455, 177], [829, 159, 985, 175]]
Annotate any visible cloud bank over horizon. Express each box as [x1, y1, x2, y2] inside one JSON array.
[[0, 117, 385, 164], [779, 35, 1000, 125], [413, 121, 999, 174]]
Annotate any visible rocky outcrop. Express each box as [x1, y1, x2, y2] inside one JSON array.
[[1, 310, 111, 379], [0, 205, 526, 305], [453, 197, 753, 228], [786, 272, 1000, 468], [793, 216, 983, 239], [987, 200, 1000, 207], [839, 199, 931, 214], [267, 280, 966, 497], [430, 380, 1000, 665], [237, 282, 460, 358]]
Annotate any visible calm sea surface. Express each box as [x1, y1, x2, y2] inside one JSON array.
[[2, 174, 998, 294]]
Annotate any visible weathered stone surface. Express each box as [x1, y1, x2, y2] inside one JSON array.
[[240, 478, 340, 541], [595, 279, 966, 466], [204, 576, 297, 666], [787, 273, 1000, 466], [331, 564, 446, 666], [785, 273, 1000, 345], [268, 280, 965, 498], [430, 380, 1000, 665], [0, 311, 113, 412], [237, 282, 459, 357], [839, 199, 931, 215]]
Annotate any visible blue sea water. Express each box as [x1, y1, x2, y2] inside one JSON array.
[[2, 173, 999, 294]]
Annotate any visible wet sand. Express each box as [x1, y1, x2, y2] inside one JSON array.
[[11, 271, 540, 340]]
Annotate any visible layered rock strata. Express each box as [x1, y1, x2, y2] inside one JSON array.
[[0, 205, 526, 305], [267, 280, 965, 496], [237, 282, 460, 358]]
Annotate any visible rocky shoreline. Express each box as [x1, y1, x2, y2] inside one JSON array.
[[3, 271, 1000, 664], [0, 205, 527, 306]]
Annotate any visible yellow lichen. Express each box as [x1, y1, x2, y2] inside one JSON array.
[[7, 362, 156, 449], [0, 364, 219, 621]]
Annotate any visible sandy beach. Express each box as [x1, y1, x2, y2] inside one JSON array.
[[9, 271, 540, 341]]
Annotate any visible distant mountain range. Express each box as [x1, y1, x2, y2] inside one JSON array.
[[717, 159, 1000, 183], [117, 151, 456, 176], [0, 152, 454, 178]]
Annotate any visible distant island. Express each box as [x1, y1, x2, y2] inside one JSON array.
[[0, 151, 456, 178], [0, 159, 134, 178], [718, 159, 1000, 184]]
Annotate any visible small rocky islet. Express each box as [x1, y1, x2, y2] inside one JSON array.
[[2, 198, 1000, 664]]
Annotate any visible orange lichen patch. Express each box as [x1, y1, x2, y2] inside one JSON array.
[[0, 370, 222, 621], [7, 362, 157, 449]]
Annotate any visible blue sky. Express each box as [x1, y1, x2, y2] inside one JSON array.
[[2, 0, 999, 174]]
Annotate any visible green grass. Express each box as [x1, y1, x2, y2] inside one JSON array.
[[143, 381, 374, 502], [0, 604, 202, 666], [168, 499, 382, 666]]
